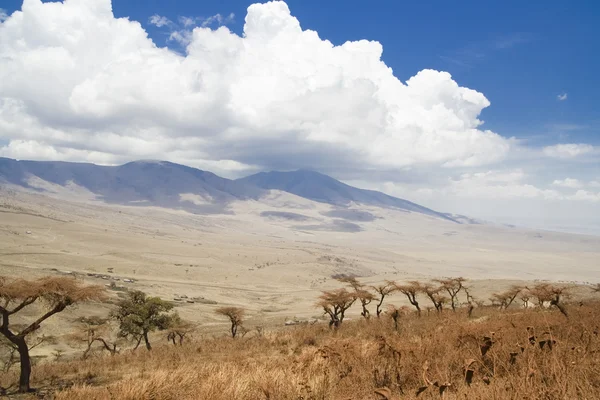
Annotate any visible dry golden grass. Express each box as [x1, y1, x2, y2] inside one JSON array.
[[3, 302, 600, 399]]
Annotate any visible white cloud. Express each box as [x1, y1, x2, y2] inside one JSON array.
[[0, 9, 8, 22], [557, 93, 567, 101], [552, 178, 583, 189], [543, 143, 595, 159], [0, 0, 510, 173], [149, 14, 172, 28], [445, 170, 562, 200], [568, 190, 600, 203], [201, 13, 235, 28], [178, 16, 196, 27], [590, 181, 600, 188]]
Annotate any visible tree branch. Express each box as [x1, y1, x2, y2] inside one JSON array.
[[18, 302, 67, 337], [7, 297, 38, 316]]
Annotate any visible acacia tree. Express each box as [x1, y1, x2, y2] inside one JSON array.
[[111, 290, 175, 350], [339, 277, 374, 319], [436, 277, 466, 311], [518, 289, 532, 308], [423, 283, 447, 313], [215, 307, 245, 338], [396, 281, 423, 316], [0, 276, 104, 393], [490, 285, 522, 310], [528, 283, 570, 317], [72, 316, 121, 359], [372, 282, 397, 318], [316, 288, 356, 328], [166, 316, 195, 345]]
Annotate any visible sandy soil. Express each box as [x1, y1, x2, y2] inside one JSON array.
[[1, 185, 599, 357]]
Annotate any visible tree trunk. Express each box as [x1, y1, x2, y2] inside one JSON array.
[[16, 337, 32, 393], [143, 331, 152, 350]]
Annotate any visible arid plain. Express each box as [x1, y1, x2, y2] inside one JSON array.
[[1, 183, 599, 356]]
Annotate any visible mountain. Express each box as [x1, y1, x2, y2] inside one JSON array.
[[0, 158, 264, 212], [0, 158, 455, 222], [237, 170, 456, 222]]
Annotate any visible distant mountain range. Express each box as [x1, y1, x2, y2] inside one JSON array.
[[0, 157, 456, 222]]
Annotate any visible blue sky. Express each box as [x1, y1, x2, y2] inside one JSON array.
[[0, 0, 599, 233], [4, 0, 597, 145]]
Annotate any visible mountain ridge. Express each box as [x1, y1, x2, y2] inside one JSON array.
[[0, 157, 456, 222]]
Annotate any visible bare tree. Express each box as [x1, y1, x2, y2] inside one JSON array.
[[372, 281, 397, 318], [71, 316, 121, 359], [0, 276, 104, 393], [339, 277, 374, 319], [215, 307, 245, 338], [395, 281, 423, 316], [435, 277, 466, 311], [316, 288, 356, 328]]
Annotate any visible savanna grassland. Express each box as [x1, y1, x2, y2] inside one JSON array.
[[2, 289, 600, 400]]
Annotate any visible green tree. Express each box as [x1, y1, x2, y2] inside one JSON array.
[[111, 290, 175, 350]]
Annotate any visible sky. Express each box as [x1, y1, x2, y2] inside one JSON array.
[[0, 0, 599, 234]]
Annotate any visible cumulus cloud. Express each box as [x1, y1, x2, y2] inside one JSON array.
[[552, 178, 583, 189], [0, 0, 510, 174], [557, 93, 567, 101], [543, 143, 595, 159], [0, 9, 8, 22]]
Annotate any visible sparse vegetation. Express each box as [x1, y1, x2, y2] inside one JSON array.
[[1, 276, 599, 398]]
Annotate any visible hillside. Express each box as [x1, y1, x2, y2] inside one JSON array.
[[0, 158, 455, 221], [237, 170, 456, 222]]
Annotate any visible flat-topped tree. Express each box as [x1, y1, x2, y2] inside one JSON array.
[[111, 290, 175, 350], [490, 285, 522, 310], [317, 288, 356, 328], [166, 315, 195, 345], [435, 277, 467, 311], [215, 307, 245, 338], [395, 281, 423, 316], [423, 283, 447, 313], [339, 277, 374, 319], [0, 276, 104, 393], [371, 281, 397, 318]]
